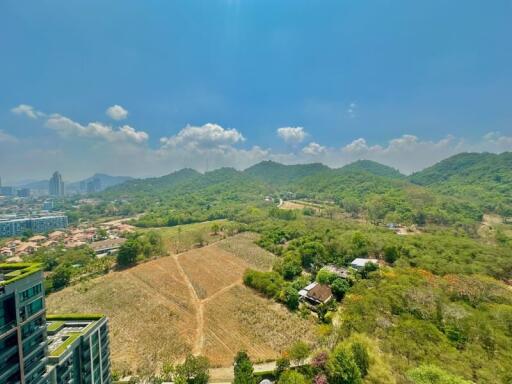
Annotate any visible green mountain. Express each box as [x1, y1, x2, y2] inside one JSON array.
[[339, 160, 405, 179], [244, 160, 330, 186], [103, 168, 202, 197], [409, 152, 512, 215]]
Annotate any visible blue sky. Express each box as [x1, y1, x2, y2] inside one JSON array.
[[1, 0, 512, 182]]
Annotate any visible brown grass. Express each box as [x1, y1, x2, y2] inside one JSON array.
[[203, 284, 316, 367], [216, 232, 276, 271], [46, 233, 312, 375]]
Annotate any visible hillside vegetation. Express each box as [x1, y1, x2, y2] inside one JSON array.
[[99, 153, 512, 228], [409, 152, 512, 215]]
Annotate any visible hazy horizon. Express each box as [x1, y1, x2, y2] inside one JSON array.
[[4, 150, 512, 186], [1, 1, 511, 183]]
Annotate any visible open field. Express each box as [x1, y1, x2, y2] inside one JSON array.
[[139, 220, 231, 254], [46, 233, 313, 374]]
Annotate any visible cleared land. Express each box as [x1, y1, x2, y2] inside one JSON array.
[[46, 233, 313, 374], [139, 220, 228, 254]]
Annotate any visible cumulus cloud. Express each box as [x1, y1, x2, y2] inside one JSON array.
[[106, 105, 128, 120], [7, 103, 512, 181], [302, 142, 326, 155], [481, 132, 512, 152], [160, 123, 245, 151], [11, 104, 43, 119], [45, 114, 148, 144], [277, 126, 307, 144], [0, 130, 18, 143]]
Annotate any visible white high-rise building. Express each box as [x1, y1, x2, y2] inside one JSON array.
[[48, 171, 64, 197]]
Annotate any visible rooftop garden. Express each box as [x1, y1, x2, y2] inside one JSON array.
[[0, 263, 42, 286], [49, 333, 81, 357]]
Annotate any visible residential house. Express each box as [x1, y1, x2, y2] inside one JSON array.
[[350, 258, 379, 270], [299, 282, 333, 306], [28, 235, 47, 244]]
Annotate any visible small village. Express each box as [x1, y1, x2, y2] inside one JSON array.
[[0, 220, 134, 262]]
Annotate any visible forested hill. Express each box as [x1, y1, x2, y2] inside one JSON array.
[[409, 152, 512, 215], [339, 160, 405, 179], [244, 160, 330, 185]]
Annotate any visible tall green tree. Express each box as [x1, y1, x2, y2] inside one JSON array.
[[350, 342, 370, 378], [233, 351, 254, 384], [117, 239, 139, 267], [50, 264, 72, 290], [173, 355, 209, 384], [327, 345, 362, 384]]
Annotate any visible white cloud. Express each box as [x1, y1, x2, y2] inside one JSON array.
[[481, 132, 512, 152], [7, 103, 512, 180], [160, 123, 245, 151], [106, 105, 128, 120], [11, 104, 43, 119], [277, 126, 307, 144], [0, 130, 18, 143], [302, 142, 326, 155], [45, 114, 148, 144]]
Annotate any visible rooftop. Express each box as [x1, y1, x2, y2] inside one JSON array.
[[0, 263, 42, 286], [46, 314, 104, 358]]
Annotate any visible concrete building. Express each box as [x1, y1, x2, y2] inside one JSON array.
[[0, 215, 68, 238], [0, 186, 15, 196], [46, 315, 111, 384], [42, 201, 54, 211], [49, 172, 64, 197], [349, 258, 379, 270], [0, 263, 52, 384], [0, 263, 112, 384], [17, 189, 31, 198]]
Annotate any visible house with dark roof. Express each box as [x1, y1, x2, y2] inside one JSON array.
[[299, 282, 333, 306]]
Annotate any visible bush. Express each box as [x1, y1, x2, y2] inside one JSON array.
[[331, 278, 350, 300], [278, 370, 307, 384], [406, 365, 471, 384], [243, 269, 284, 298], [327, 345, 362, 384], [280, 286, 300, 310]]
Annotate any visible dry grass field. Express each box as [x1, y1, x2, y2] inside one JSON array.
[[46, 233, 314, 375]]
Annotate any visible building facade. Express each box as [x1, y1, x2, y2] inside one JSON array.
[[0, 263, 111, 384], [46, 315, 111, 384], [0, 216, 68, 238], [49, 172, 64, 197]]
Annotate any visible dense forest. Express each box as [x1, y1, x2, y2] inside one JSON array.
[[100, 152, 512, 228]]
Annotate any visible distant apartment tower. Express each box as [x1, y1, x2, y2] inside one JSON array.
[[49, 172, 64, 197], [0, 186, 15, 196], [17, 188, 31, 198], [0, 215, 68, 237], [0, 263, 112, 384], [86, 178, 102, 194]]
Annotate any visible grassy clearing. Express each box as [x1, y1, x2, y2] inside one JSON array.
[[216, 232, 276, 271], [139, 220, 228, 254]]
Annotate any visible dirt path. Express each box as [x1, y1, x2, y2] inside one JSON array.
[[173, 253, 205, 355]]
